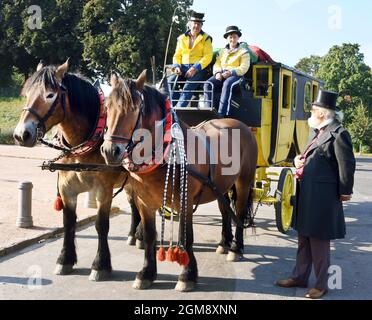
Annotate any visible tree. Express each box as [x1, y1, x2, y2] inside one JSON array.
[[316, 44, 372, 124], [295, 55, 322, 76], [0, 0, 88, 82], [79, 0, 193, 80], [347, 102, 372, 154]]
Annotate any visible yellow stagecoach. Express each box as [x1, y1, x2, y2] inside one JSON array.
[[167, 59, 324, 234]]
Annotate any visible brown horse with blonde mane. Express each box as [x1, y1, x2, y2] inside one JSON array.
[[101, 71, 258, 292], [13, 60, 141, 281]]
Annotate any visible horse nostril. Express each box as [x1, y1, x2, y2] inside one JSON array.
[[22, 130, 31, 142], [13, 133, 21, 142], [113, 145, 121, 157]]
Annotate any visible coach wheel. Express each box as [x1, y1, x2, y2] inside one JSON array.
[[275, 168, 295, 234]]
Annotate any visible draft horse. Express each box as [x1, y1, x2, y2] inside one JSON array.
[[101, 71, 258, 291], [13, 60, 141, 281]]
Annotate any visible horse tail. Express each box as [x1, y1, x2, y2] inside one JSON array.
[[230, 183, 254, 227], [246, 183, 254, 227]]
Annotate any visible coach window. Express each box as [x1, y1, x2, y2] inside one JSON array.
[[256, 68, 269, 97], [312, 83, 319, 102], [304, 82, 312, 112], [282, 74, 291, 109], [292, 79, 298, 111]]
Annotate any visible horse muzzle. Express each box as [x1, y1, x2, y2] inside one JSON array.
[[13, 121, 38, 147], [100, 141, 126, 166]]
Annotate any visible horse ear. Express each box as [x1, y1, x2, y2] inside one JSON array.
[[56, 58, 70, 81], [110, 72, 119, 87], [36, 60, 45, 72], [136, 69, 147, 91]]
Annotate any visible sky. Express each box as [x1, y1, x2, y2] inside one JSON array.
[[191, 0, 372, 67]]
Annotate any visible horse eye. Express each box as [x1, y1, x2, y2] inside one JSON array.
[[46, 93, 55, 99]]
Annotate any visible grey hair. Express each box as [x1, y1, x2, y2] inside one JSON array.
[[319, 107, 344, 123]]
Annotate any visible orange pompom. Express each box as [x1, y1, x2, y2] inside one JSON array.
[[157, 246, 166, 262], [54, 196, 64, 211], [166, 247, 177, 262], [173, 247, 181, 263], [178, 250, 190, 266]]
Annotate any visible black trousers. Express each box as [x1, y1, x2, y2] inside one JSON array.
[[291, 233, 330, 291]]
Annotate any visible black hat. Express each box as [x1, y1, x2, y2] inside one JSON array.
[[312, 89, 339, 110], [224, 26, 242, 38], [189, 10, 205, 22]]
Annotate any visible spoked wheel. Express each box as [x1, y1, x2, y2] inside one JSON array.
[[275, 168, 295, 234]]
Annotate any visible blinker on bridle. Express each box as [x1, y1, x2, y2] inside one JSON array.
[[23, 83, 67, 139], [104, 90, 145, 156]]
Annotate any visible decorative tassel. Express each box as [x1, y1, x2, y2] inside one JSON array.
[[157, 246, 166, 262], [166, 246, 177, 262], [54, 196, 64, 211], [173, 247, 181, 263], [178, 249, 190, 266]]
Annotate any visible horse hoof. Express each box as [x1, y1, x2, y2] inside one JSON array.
[[175, 281, 195, 292], [89, 269, 111, 282], [127, 236, 136, 246], [54, 264, 73, 275], [132, 278, 153, 290], [136, 239, 145, 250], [226, 251, 243, 262], [216, 245, 227, 255]]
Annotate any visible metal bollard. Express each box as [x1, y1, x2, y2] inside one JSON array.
[[16, 181, 33, 228], [84, 191, 97, 209]]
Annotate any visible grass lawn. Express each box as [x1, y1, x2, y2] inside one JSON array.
[[0, 96, 25, 144]]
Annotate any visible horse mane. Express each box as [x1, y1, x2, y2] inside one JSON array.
[[22, 66, 100, 129], [62, 73, 100, 126], [108, 78, 167, 116]]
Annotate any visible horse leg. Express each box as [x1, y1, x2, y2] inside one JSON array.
[[54, 194, 77, 275], [133, 206, 157, 290], [227, 182, 254, 262], [176, 203, 198, 292], [89, 189, 113, 281], [135, 221, 145, 250], [127, 196, 141, 246], [216, 193, 233, 255]]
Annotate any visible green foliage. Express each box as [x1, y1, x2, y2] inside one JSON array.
[[316, 44, 372, 119], [347, 102, 372, 154], [296, 43, 372, 151], [0, 96, 25, 144], [0, 0, 193, 82], [295, 55, 322, 76], [79, 0, 193, 80]]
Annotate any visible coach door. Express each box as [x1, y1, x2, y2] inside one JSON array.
[[272, 68, 295, 163]]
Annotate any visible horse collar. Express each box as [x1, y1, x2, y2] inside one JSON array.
[[63, 90, 107, 158]]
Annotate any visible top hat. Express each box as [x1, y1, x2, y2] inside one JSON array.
[[312, 89, 339, 110], [189, 10, 205, 22], [223, 26, 242, 38]]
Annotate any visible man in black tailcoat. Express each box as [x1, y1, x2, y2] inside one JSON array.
[[276, 89, 356, 299]]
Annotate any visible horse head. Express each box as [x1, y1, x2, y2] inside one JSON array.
[[101, 70, 147, 166], [14, 59, 70, 147]]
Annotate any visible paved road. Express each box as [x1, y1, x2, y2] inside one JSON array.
[[0, 157, 371, 300]]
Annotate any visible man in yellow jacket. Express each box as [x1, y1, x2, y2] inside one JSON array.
[[204, 26, 250, 116], [169, 11, 213, 107]]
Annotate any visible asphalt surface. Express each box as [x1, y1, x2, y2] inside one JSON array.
[[0, 156, 371, 300]]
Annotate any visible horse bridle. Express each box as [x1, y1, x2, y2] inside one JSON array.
[[104, 92, 145, 155], [23, 83, 67, 139]]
